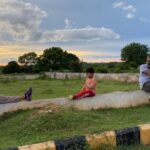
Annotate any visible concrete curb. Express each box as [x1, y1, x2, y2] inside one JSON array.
[[5, 124, 150, 150], [1, 90, 149, 116]]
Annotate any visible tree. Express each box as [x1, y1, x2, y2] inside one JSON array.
[[1, 47, 82, 73], [121, 43, 149, 67], [18, 52, 37, 66], [39, 47, 81, 71], [41, 47, 65, 71], [33, 56, 45, 72], [3, 61, 20, 74], [62, 52, 80, 70], [70, 60, 82, 72]]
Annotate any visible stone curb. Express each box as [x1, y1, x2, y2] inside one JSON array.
[[1, 90, 149, 116]]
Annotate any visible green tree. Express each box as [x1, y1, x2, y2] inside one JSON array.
[[3, 61, 20, 74], [62, 52, 80, 70], [121, 43, 149, 67], [41, 47, 65, 71], [70, 60, 82, 72], [39, 47, 81, 71], [18, 52, 37, 66], [33, 56, 46, 72]]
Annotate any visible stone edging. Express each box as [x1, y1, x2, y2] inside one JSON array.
[[0, 72, 139, 82], [5, 124, 150, 150]]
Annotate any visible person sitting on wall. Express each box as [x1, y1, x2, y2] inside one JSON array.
[[139, 56, 150, 92], [0, 87, 32, 104], [69, 67, 97, 100]]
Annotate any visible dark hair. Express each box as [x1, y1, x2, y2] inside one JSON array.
[[86, 67, 95, 74]]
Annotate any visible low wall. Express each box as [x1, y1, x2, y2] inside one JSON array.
[[0, 73, 139, 82], [6, 124, 150, 150], [0, 74, 41, 80], [45, 72, 139, 82], [0, 90, 149, 115]]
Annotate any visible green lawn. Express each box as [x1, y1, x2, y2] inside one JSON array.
[[0, 78, 149, 149], [1, 106, 150, 149], [0, 78, 139, 100]]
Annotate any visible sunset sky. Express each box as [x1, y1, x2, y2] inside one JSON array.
[[0, 0, 150, 64]]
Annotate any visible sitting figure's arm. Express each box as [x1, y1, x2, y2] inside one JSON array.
[[143, 70, 150, 76], [140, 64, 150, 76]]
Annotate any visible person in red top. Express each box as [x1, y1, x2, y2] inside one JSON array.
[[69, 67, 96, 100]]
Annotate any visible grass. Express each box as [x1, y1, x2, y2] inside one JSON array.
[[0, 78, 149, 149], [1, 105, 150, 149], [0, 78, 139, 100]]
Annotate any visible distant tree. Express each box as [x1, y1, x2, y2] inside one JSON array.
[[70, 60, 82, 72], [4, 47, 82, 73], [40, 47, 65, 71], [121, 43, 149, 67], [39, 47, 81, 71], [62, 51, 80, 69], [18, 52, 37, 66], [3, 61, 20, 74], [33, 56, 45, 72]]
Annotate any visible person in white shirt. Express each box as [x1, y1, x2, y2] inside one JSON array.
[[139, 56, 150, 92]]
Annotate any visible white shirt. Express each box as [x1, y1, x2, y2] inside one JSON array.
[[139, 64, 150, 89]]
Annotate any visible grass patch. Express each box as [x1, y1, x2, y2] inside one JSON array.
[[0, 105, 150, 149], [0, 78, 139, 100], [0, 78, 146, 149]]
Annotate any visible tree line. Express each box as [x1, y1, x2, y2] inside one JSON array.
[[1, 42, 150, 74], [90, 42, 150, 73], [2, 47, 82, 74]]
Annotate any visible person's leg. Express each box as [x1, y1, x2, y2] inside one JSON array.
[[142, 82, 150, 92], [73, 90, 95, 100], [0, 96, 22, 104], [0, 87, 32, 104]]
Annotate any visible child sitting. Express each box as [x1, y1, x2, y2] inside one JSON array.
[[69, 67, 96, 100]]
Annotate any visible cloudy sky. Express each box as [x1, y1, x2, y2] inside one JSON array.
[[0, 0, 150, 64]]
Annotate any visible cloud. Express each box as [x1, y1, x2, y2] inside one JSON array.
[[80, 55, 121, 63], [123, 5, 136, 13], [113, 1, 136, 19], [43, 27, 120, 42], [0, 0, 120, 44], [0, 0, 47, 43], [113, 1, 150, 24], [126, 13, 135, 19], [64, 18, 72, 29], [113, 1, 136, 12], [139, 17, 150, 24], [113, 1, 125, 8]]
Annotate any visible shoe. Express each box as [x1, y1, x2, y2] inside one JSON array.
[[25, 87, 32, 101]]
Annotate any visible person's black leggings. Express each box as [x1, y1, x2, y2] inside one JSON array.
[[142, 82, 150, 92]]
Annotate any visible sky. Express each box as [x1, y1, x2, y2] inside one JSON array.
[[0, 0, 150, 64]]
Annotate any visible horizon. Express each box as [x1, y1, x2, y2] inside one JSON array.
[[0, 0, 150, 64], [0, 47, 122, 66]]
